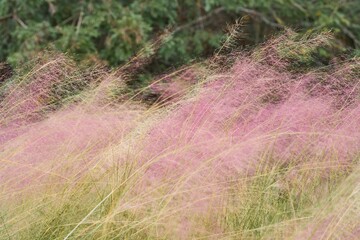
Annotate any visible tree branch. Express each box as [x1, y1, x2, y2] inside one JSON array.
[[0, 14, 12, 22], [339, 25, 360, 48], [173, 7, 226, 34], [172, 6, 283, 35], [13, 14, 28, 29], [236, 7, 284, 28]]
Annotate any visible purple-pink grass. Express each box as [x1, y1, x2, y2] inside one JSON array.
[[0, 33, 359, 239], [146, 57, 359, 173]]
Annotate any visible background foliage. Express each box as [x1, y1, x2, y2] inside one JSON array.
[[1, 0, 359, 69]]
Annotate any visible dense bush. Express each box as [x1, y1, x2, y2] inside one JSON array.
[[1, 0, 359, 69]]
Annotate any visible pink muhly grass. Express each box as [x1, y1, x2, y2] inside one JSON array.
[[0, 33, 359, 239], [143, 57, 359, 177]]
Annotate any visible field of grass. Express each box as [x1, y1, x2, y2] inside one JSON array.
[[0, 32, 359, 239]]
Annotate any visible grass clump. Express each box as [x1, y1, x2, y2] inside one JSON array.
[[0, 32, 359, 239], [222, 155, 356, 239]]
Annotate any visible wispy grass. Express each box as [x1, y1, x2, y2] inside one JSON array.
[[0, 32, 359, 239]]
